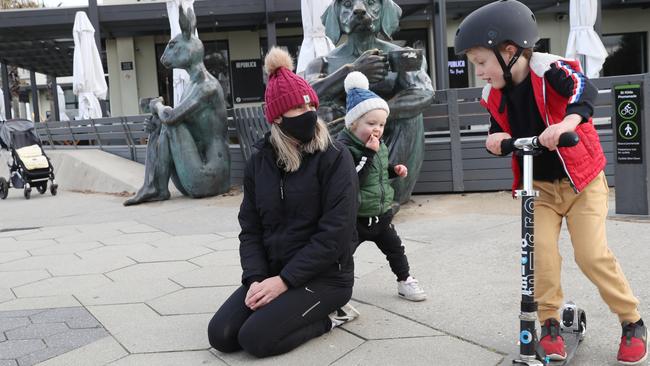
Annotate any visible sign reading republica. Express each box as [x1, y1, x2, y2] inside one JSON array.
[[231, 59, 264, 104], [614, 84, 643, 164]]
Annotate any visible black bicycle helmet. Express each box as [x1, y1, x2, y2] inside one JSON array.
[[454, 0, 539, 55], [454, 0, 539, 110]]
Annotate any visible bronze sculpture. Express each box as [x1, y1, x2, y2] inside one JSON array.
[[124, 7, 230, 206], [305, 0, 434, 204]]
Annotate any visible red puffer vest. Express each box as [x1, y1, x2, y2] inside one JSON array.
[[480, 52, 606, 193]]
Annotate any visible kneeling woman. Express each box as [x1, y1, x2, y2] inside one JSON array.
[[207, 47, 359, 358]]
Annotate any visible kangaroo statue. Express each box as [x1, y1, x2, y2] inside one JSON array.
[[124, 6, 230, 206]]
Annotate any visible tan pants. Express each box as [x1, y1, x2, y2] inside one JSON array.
[[534, 171, 640, 323]]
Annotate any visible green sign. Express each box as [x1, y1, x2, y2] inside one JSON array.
[[614, 84, 643, 164]]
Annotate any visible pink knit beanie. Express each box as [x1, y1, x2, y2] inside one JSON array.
[[263, 47, 319, 123]]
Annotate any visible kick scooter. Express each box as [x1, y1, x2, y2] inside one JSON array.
[[500, 132, 587, 366]]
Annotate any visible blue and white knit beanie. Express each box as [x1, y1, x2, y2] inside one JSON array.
[[344, 71, 390, 127]]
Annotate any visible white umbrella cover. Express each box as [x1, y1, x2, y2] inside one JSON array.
[[0, 89, 5, 122], [565, 0, 608, 78], [166, 0, 196, 107], [296, 0, 336, 74], [57, 85, 70, 121], [73, 11, 107, 120]]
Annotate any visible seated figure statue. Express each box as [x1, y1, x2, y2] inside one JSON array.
[[124, 7, 230, 206], [305, 0, 434, 204]]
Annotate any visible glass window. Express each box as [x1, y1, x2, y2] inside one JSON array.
[[155, 39, 232, 108], [260, 36, 304, 71], [602, 32, 647, 76]]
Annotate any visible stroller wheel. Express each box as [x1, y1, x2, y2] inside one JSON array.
[[24, 187, 31, 200], [37, 184, 47, 194], [0, 177, 8, 199], [50, 184, 58, 196]]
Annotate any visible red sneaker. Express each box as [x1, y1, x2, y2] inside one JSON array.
[[539, 318, 567, 361], [618, 321, 648, 365]]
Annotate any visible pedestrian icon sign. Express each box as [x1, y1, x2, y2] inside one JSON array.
[[619, 121, 638, 140]]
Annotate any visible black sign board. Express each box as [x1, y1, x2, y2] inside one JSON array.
[[447, 47, 469, 88], [614, 84, 643, 164], [121, 61, 134, 71], [230, 59, 264, 103]]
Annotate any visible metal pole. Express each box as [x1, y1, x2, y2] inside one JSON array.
[[427, 10, 437, 88], [432, 0, 449, 90], [50, 76, 60, 122], [30, 70, 40, 122], [265, 0, 277, 49], [88, 0, 102, 52], [1, 62, 12, 120]]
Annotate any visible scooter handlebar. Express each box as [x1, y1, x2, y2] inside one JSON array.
[[499, 132, 579, 156]]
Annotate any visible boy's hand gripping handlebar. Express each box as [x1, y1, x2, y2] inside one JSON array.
[[500, 132, 580, 156]]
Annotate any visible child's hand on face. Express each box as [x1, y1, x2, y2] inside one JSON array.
[[366, 134, 380, 152], [394, 164, 408, 177]]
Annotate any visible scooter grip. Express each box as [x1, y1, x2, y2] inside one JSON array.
[[500, 138, 515, 156], [557, 132, 580, 148]]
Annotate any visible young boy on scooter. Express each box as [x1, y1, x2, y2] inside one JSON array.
[[455, 1, 646, 364], [337, 71, 427, 302]]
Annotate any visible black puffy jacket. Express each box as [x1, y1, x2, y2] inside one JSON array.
[[238, 134, 359, 288]]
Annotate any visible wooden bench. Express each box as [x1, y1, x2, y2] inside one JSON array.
[[233, 106, 269, 161]]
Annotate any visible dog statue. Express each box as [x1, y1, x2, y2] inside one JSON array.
[[305, 0, 434, 204], [124, 6, 230, 206]]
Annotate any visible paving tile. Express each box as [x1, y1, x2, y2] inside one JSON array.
[[6, 323, 69, 340], [18, 229, 79, 241], [339, 302, 442, 340], [127, 245, 212, 263], [170, 265, 241, 288], [0, 251, 30, 264], [28, 242, 103, 257], [201, 237, 239, 251], [331, 336, 502, 366], [147, 286, 237, 315], [0, 317, 31, 332], [189, 250, 240, 267], [47, 256, 135, 276], [118, 223, 160, 234], [75, 244, 156, 261], [105, 262, 199, 282], [16, 346, 68, 366], [100, 232, 172, 246], [0, 288, 15, 303], [74, 279, 181, 306], [0, 228, 39, 239], [0, 240, 56, 253], [0, 296, 80, 312], [43, 328, 108, 350], [54, 230, 123, 244], [34, 336, 127, 366], [0, 271, 50, 289], [0, 332, 6, 342], [108, 351, 226, 366], [13, 275, 112, 298], [0, 339, 45, 359], [151, 234, 223, 248], [216, 328, 364, 366], [29, 308, 91, 325], [0, 255, 80, 272], [0, 309, 45, 318], [87, 303, 211, 353], [0, 359, 16, 366], [73, 221, 140, 233]]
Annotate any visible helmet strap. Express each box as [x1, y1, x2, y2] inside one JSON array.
[[493, 46, 524, 112]]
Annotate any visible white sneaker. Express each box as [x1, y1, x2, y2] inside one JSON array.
[[329, 303, 360, 329], [397, 276, 427, 301]]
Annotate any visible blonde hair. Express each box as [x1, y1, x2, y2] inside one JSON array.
[[270, 119, 332, 172]]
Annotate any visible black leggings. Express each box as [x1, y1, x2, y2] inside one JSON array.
[[356, 211, 410, 281], [207, 281, 352, 358]]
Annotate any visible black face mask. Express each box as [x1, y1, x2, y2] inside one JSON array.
[[279, 110, 318, 143]]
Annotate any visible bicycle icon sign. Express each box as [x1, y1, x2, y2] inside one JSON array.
[[618, 101, 638, 119]]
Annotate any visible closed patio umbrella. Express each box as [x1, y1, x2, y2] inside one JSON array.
[[296, 0, 336, 74], [72, 11, 107, 120], [565, 0, 608, 78], [0, 89, 5, 122], [166, 0, 196, 107]]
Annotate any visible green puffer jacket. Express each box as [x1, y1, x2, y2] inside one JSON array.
[[337, 128, 394, 217]]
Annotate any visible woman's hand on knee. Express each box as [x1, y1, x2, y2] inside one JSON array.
[[244, 276, 288, 311]]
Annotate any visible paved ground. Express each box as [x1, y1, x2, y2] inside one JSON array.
[[0, 188, 648, 365]]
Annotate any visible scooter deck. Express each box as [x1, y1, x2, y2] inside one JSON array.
[[547, 330, 583, 366]]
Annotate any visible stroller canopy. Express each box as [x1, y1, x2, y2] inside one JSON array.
[[0, 119, 41, 150]]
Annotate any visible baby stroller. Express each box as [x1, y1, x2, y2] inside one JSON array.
[[0, 119, 58, 199]]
